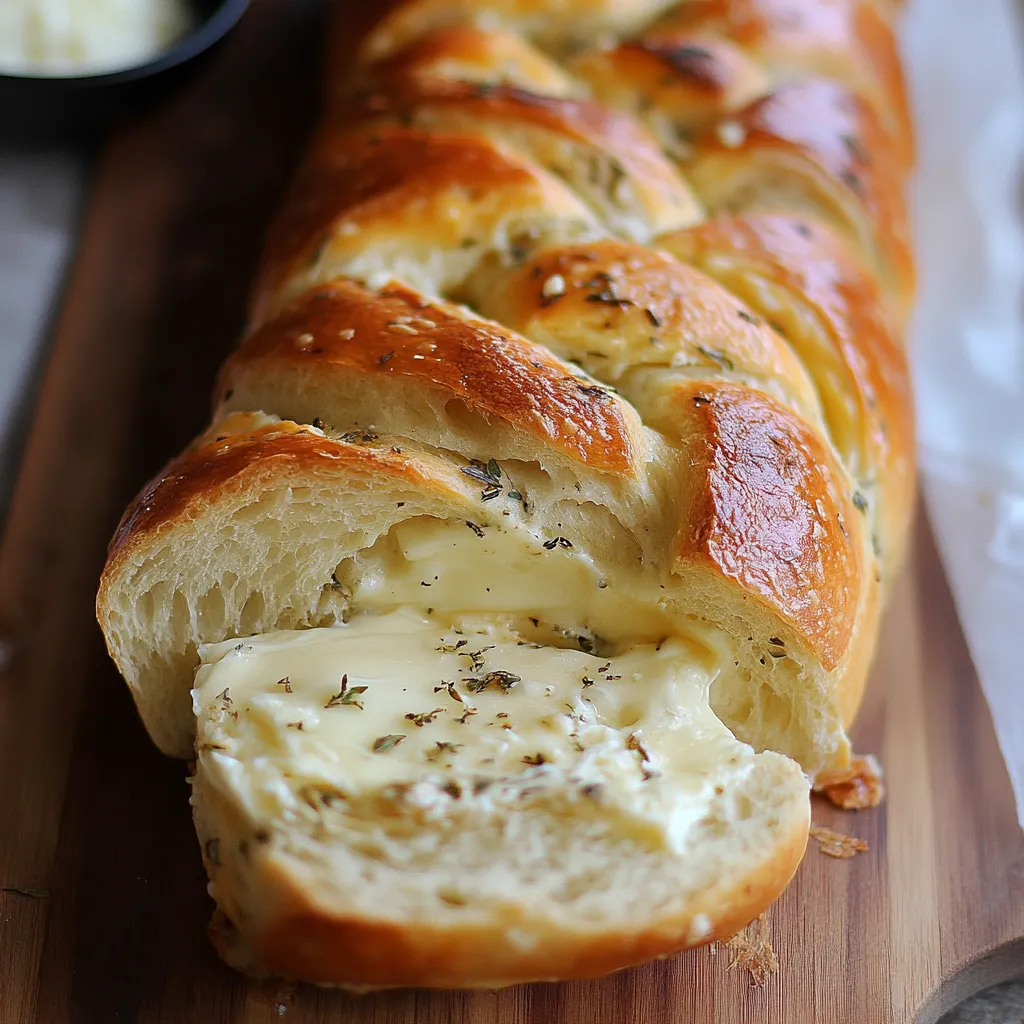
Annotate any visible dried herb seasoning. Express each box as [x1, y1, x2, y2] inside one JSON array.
[[325, 674, 369, 710], [434, 681, 465, 703], [372, 734, 406, 753], [427, 741, 462, 759], [543, 536, 574, 550], [404, 707, 447, 727], [576, 382, 614, 400], [696, 345, 735, 371], [464, 670, 521, 693]]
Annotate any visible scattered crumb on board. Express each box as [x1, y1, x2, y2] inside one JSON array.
[[723, 914, 778, 987], [815, 753, 885, 810], [810, 825, 869, 859]]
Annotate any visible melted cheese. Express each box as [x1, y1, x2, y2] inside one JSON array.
[[343, 515, 690, 650], [194, 516, 752, 851], [195, 610, 753, 852]]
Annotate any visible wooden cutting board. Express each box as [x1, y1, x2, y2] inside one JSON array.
[[2, 3, 1023, 1022]]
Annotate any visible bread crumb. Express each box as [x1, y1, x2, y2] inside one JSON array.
[[810, 825, 869, 859], [815, 754, 885, 810], [724, 914, 778, 987], [248, 976, 298, 1010]]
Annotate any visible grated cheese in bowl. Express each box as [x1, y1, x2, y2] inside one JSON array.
[[0, 0, 194, 78]]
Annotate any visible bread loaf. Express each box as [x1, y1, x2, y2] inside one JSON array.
[[96, 0, 915, 989]]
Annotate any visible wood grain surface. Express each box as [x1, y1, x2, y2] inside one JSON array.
[[2, 3, 1023, 1022]]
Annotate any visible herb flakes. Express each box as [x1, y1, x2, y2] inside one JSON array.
[[696, 345, 735, 371], [404, 707, 447, 727], [464, 670, 521, 694], [372, 734, 406, 753], [325, 675, 369, 710], [427, 741, 462, 760], [434, 681, 464, 703], [543, 536, 574, 550]]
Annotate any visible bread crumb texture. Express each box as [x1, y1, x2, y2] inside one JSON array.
[[810, 825, 869, 859], [816, 753, 885, 810], [723, 914, 778, 987]]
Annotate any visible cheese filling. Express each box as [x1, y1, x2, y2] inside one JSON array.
[[194, 516, 754, 852], [340, 514, 683, 649]]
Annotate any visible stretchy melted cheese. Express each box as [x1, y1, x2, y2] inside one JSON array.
[[341, 515, 708, 650], [195, 610, 755, 852], [194, 516, 752, 852]]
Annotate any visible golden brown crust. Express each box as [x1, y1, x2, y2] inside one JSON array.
[[249, 123, 595, 324], [669, 381, 862, 670], [101, 419, 477, 599], [659, 211, 914, 571], [573, 33, 768, 131], [342, 25, 577, 101], [219, 279, 643, 475], [685, 79, 914, 317], [340, 80, 703, 241], [470, 238, 819, 419], [355, 0, 683, 62], [208, 804, 810, 989], [651, 0, 912, 165]]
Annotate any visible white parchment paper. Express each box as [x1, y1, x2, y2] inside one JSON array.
[[902, 0, 1024, 823]]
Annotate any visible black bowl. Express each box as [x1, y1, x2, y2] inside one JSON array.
[[0, 0, 251, 147]]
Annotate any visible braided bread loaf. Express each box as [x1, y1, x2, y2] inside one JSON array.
[[96, 0, 915, 989]]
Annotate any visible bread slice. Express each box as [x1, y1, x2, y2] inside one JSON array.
[[191, 613, 810, 988], [97, 411, 815, 985]]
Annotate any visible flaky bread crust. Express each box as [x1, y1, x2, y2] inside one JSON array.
[[194, 746, 811, 989], [206, 817, 809, 990]]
